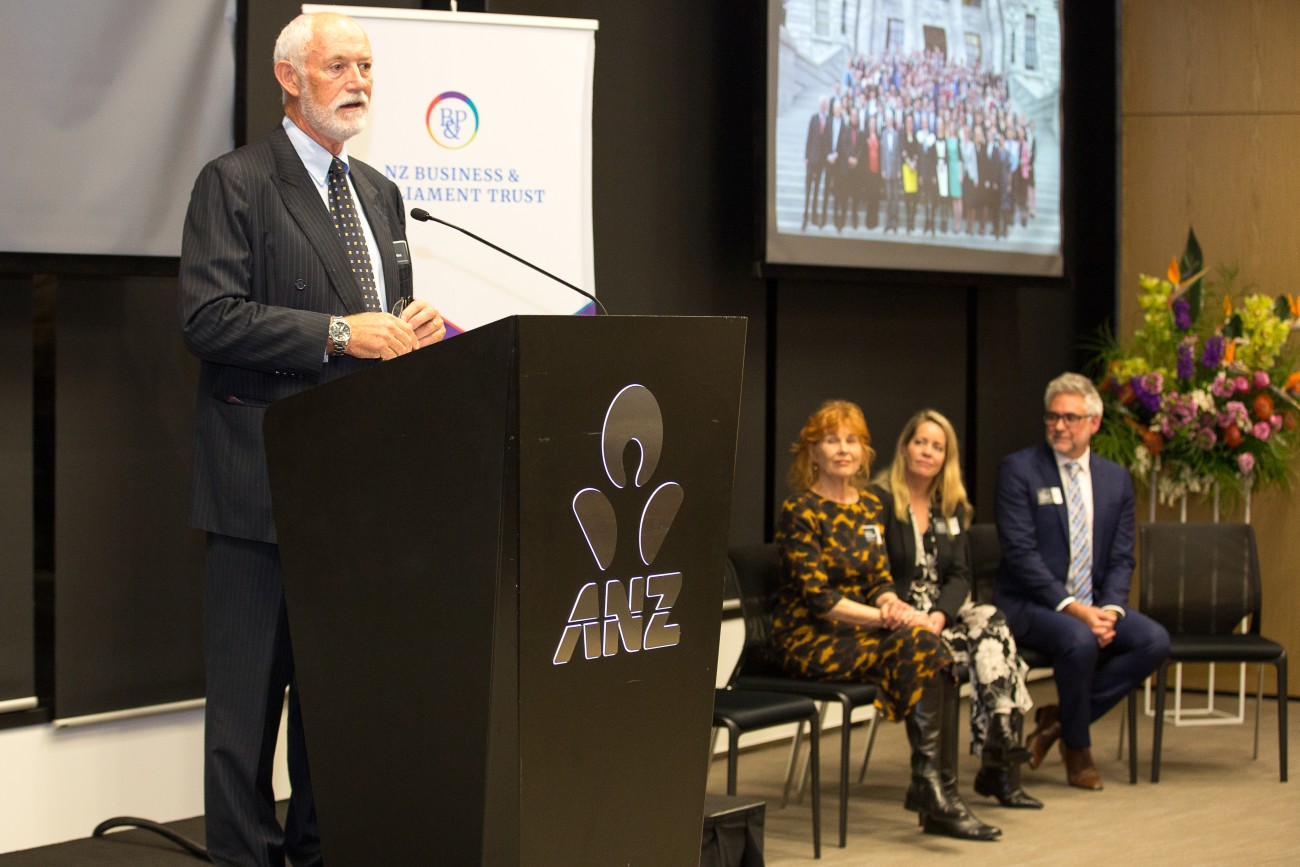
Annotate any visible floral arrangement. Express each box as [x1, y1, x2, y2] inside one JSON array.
[[1091, 229, 1300, 505]]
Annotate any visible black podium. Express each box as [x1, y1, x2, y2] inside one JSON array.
[[264, 315, 746, 866]]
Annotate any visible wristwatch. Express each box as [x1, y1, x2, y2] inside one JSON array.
[[328, 316, 351, 356]]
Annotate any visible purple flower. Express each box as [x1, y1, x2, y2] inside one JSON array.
[[1234, 376, 1250, 393], [1173, 297, 1192, 330], [1202, 336, 1226, 369], [1252, 420, 1272, 441], [1131, 373, 1164, 413], [1194, 426, 1218, 450], [1254, 370, 1271, 390], [1177, 342, 1195, 380], [1223, 401, 1249, 428], [1238, 452, 1256, 475]]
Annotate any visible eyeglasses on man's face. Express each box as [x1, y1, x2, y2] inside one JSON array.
[[1043, 412, 1093, 427]]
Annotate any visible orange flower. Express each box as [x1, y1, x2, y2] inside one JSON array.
[[1224, 425, 1244, 448], [1254, 393, 1275, 421], [1224, 340, 1236, 364], [1141, 428, 1165, 457], [1223, 295, 1233, 318], [1286, 370, 1300, 393], [1166, 256, 1180, 286], [1288, 294, 1300, 318]]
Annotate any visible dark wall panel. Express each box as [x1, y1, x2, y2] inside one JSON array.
[[0, 279, 35, 707], [54, 277, 204, 718], [772, 280, 969, 518]]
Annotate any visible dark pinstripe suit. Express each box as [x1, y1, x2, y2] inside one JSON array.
[[179, 123, 410, 867]]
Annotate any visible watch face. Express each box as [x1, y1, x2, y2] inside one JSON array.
[[330, 319, 350, 341]]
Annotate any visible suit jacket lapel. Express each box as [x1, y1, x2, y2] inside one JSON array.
[[267, 126, 367, 313], [350, 166, 401, 310], [1037, 444, 1070, 541]]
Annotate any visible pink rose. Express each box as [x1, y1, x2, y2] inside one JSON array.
[[1271, 414, 1283, 431], [1238, 452, 1256, 475], [1234, 376, 1250, 393], [1252, 420, 1272, 441], [1254, 370, 1271, 389]]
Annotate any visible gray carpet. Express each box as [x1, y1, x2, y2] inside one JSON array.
[[713, 678, 1297, 866]]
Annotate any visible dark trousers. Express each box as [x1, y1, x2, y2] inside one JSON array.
[[204, 534, 320, 867], [1010, 605, 1169, 749]]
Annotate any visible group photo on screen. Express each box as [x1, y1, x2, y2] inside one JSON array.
[[767, 0, 1064, 276]]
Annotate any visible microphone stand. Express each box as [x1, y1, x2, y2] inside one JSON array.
[[408, 208, 608, 316]]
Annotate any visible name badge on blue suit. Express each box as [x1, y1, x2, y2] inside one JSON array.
[[1037, 486, 1063, 505]]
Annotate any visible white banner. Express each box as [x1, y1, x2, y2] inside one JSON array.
[[307, 6, 597, 336]]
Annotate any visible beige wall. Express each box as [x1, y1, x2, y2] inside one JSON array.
[[1122, 0, 1300, 696]]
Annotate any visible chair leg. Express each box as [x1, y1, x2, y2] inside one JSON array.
[[1127, 688, 1138, 785], [1152, 663, 1168, 783], [857, 711, 880, 783], [1276, 657, 1288, 783], [808, 710, 822, 859], [790, 704, 828, 805], [725, 720, 741, 796], [837, 697, 850, 848], [780, 718, 807, 808], [1254, 663, 1264, 761]]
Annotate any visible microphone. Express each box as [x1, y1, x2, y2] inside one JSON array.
[[408, 208, 607, 315]]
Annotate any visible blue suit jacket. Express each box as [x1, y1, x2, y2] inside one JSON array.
[[992, 443, 1136, 623]]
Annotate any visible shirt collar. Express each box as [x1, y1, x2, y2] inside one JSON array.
[[282, 115, 350, 190], [1054, 448, 1091, 477]]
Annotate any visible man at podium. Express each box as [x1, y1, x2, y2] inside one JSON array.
[[177, 11, 445, 866]]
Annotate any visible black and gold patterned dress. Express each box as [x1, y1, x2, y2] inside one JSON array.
[[772, 488, 953, 721]]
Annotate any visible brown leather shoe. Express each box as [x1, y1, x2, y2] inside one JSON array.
[[1023, 705, 1061, 770], [1061, 744, 1104, 790]]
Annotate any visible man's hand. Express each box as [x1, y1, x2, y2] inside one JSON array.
[[399, 298, 447, 348], [341, 312, 419, 360], [1068, 601, 1117, 647], [925, 610, 947, 634]]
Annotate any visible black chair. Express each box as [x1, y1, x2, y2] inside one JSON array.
[[712, 688, 821, 859], [966, 523, 1138, 784], [726, 544, 879, 849], [1138, 522, 1288, 783]]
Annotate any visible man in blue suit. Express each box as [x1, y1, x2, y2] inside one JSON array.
[[993, 373, 1169, 790], [180, 11, 445, 866]]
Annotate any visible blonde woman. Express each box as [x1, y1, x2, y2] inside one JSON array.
[[871, 409, 1040, 809]]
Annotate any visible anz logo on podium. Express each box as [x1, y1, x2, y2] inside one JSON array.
[[553, 384, 685, 665]]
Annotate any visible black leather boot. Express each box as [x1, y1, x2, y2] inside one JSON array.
[[904, 675, 1001, 841], [985, 710, 1033, 765], [974, 749, 1044, 809]]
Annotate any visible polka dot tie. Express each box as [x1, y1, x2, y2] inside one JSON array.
[[328, 158, 382, 312]]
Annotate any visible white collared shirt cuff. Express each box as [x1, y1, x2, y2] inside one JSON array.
[[1055, 595, 1076, 611], [1102, 604, 1127, 618]]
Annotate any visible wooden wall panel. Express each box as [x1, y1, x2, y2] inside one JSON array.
[[1125, 0, 1300, 115], [1122, 0, 1300, 695]]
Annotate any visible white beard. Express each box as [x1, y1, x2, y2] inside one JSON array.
[[302, 84, 369, 143]]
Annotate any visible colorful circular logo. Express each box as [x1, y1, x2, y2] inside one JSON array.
[[425, 92, 479, 149]]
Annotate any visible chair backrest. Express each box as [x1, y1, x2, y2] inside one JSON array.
[[1138, 522, 1263, 636], [966, 522, 1001, 605], [725, 543, 788, 680]]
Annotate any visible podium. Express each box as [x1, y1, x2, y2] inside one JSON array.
[[264, 315, 747, 866]]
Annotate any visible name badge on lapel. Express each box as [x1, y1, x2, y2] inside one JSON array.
[[947, 516, 962, 537], [1037, 487, 1064, 506], [860, 524, 883, 545], [934, 519, 949, 536], [392, 240, 411, 266]]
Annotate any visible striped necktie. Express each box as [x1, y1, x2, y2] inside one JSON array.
[[1064, 461, 1093, 605], [328, 157, 382, 312]]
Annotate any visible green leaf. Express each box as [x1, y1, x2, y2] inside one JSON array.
[[1275, 295, 1292, 320], [1222, 313, 1243, 339], [1179, 228, 1203, 279]]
